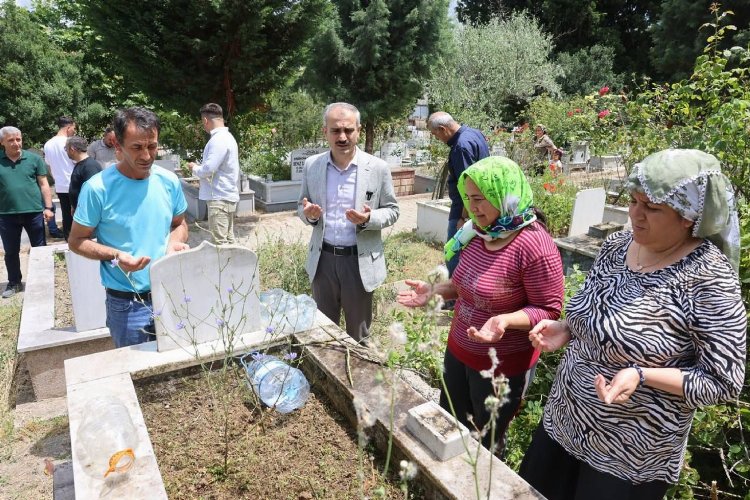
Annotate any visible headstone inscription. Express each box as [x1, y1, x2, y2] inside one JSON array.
[[291, 148, 327, 181]]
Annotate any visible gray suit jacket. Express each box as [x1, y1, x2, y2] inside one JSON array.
[[297, 149, 399, 292]]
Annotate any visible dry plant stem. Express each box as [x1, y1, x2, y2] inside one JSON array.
[[382, 371, 397, 475], [438, 372, 482, 500], [346, 347, 354, 388]]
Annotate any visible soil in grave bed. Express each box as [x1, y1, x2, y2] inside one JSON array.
[[136, 366, 407, 499]]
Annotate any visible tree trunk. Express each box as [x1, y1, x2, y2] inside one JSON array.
[[364, 119, 375, 154]]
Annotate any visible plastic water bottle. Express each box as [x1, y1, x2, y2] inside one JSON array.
[[295, 294, 317, 331], [76, 396, 138, 478], [241, 354, 310, 413]]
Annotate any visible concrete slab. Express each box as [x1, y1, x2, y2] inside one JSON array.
[[407, 401, 469, 461], [67, 372, 167, 500]]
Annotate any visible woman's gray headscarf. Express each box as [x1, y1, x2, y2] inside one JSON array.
[[626, 149, 740, 272]]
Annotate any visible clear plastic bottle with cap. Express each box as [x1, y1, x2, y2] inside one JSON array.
[[76, 396, 138, 479], [240, 353, 310, 413]]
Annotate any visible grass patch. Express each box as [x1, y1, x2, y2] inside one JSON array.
[[0, 298, 22, 444]]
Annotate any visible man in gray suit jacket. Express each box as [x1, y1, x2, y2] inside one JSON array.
[[298, 102, 399, 341]]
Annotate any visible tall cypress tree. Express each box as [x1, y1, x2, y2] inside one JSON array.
[[79, 0, 328, 116], [303, 0, 450, 152]]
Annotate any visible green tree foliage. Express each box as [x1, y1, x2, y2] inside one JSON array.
[[303, 0, 450, 152], [78, 0, 328, 117], [426, 12, 561, 130], [556, 44, 624, 97], [29, 0, 130, 137], [650, 0, 750, 81], [0, 1, 83, 146], [456, 0, 661, 77]]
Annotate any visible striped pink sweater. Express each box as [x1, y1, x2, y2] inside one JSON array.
[[448, 222, 564, 375]]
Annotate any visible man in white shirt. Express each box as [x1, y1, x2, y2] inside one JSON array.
[[43, 116, 76, 240], [87, 127, 117, 168], [188, 103, 239, 245]]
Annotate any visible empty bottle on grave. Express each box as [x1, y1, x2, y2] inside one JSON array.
[[76, 396, 138, 478], [242, 354, 310, 414]]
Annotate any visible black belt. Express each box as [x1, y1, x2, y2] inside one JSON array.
[[322, 242, 358, 256], [106, 288, 152, 302]]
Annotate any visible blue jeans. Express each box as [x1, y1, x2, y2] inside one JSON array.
[[0, 212, 46, 285], [105, 294, 156, 348], [447, 218, 460, 276]]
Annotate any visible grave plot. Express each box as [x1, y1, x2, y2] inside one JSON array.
[[64, 244, 541, 499]]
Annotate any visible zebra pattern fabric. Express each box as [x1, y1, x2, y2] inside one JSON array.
[[543, 231, 746, 484]]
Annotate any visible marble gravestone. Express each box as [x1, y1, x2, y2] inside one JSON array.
[[150, 241, 261, 352], [290, 148, 327, 181], [568, 187, 606, 237], [65, 250, 107, 332]]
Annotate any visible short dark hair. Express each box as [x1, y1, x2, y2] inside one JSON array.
[[66, 136, 88, 152], [112, 107, 160, 144], [104, 126, 114, 134], [57, 116, 75, 129], [200, 103, 223, 120]]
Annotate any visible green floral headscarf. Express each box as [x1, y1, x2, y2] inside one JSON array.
[[626, 149, 740, 272], [444, 156, 536, 261]]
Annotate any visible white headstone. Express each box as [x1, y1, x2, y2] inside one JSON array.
[[571, 141, 590, 164], [380, 141, 403, 167], [568, 187, 606, 237], [290, 148, 327, 181], [65, 251, 107, 332], [150, 241, 261, 352]]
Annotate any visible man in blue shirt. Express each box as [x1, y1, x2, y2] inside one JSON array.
[[68, 107, 189, 347], [427, 112, 489, 274]]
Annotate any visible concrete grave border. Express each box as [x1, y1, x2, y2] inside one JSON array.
[[65, 318, 542, 499], [17, 244, 114, 400]]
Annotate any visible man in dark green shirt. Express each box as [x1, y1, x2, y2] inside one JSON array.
[[0, 126, 55, 298]]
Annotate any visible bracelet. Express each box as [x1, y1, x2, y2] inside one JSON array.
[[628, 362, 645, 388]]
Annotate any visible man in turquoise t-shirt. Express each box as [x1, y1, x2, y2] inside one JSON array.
[[0, 126, 55, 298], [69, 107, 189, 347]]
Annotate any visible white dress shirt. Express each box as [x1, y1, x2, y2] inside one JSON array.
[[193, 127, 240, 202]]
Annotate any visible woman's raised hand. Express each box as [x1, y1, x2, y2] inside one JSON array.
[[594, 369, 640, 404], [397, 279, 431, 307], [528, 319, 571, 352]]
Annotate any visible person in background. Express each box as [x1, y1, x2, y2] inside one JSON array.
[[66, 136, 102, 213], [0, 126, 54, 298], [427, 111, 489, 275], [533, 124, 556, 160], [298, 102, 399, 342], [87, 127, 117, 168], [188, 103, 240, 245], [398, 156, 564, 456], [549, 148, 564, 175], [68, 107, 189, 347], [520, 149, 746, 500], [44, 116, 76, 239]]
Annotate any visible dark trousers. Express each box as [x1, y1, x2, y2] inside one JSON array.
[[0, 213, 46, 285], [311, 251, 372, 341], [57, 193, 72, 240], [519, 425, 670, 500], [440, 348, 535, 455]]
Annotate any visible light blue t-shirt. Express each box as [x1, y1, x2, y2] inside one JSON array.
[[74, 165, 188, 292]]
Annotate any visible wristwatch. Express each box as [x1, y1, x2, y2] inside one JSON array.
[[44, 206, 53, 210]]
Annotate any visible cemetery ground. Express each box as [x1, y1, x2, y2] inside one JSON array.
[[0, 193, 447, 499]]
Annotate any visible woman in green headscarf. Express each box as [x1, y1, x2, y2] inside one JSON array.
[[521, 149, 746, 499], [398, 156, 564, 455]]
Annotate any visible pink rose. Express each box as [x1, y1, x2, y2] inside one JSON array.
[[567, 111, 574, 117], [575, 108, 582, 113], [597, 109, 611, 119], [599, 86, 610, 96]]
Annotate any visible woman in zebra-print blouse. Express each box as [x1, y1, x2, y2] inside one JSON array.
[[520, 149, 746, 500]]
